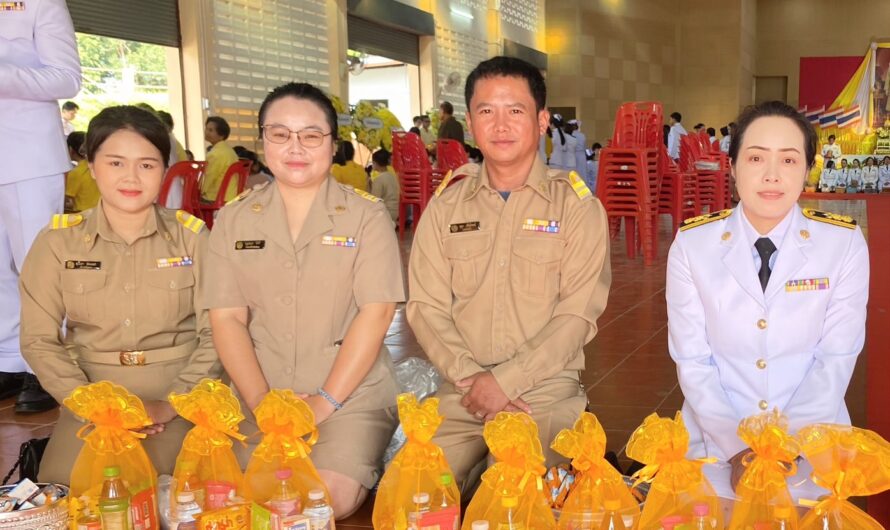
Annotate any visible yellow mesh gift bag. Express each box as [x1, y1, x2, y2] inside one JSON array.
[[797, 424, 890, 529], [551, 412, 640, 529], [372, 393, 460, 530], [65, 381, 160, 530], [462, 412, 555, 530], [168, 379, 246, 511], [244, 389, 330, 511], [626, 412, 723, 530], [728, 410, 800, 530]]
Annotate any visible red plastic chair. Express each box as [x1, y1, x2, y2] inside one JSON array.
[[436, 139, 469, 173], [657, 145, 698, 235], [198, 159, 251, 229], [158, 161, 206, 217], [392, 132, 444, 239]]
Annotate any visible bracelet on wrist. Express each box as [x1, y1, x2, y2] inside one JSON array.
[[317, 387, 344, 411]]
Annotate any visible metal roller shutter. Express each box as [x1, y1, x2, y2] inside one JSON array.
[[347, 15, 419, 65], [66, 0, 180, 47]]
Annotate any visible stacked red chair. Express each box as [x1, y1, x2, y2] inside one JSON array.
[[392, 132, 445, 239], [436, 139, 469, 173], [679, 132, 730, 213], [657, 145, 698, 235], [159, 161, 206, 218], [198, 159, 252, 229], [596, 102, 663, 265]]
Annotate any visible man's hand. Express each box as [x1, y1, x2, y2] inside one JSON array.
[[139, 400, 178, 436], [729, 449, 753, 492], [457, 372, 514, 420]]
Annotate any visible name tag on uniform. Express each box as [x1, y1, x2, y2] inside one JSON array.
[[449, 221, 480, 233], [321, 235, 356, 247], [157, 256, 193, 268], [785, 278, 829, 292], [65, 260, 101, 270], [235, 240, 265, 250], [522, 218, 560, 233], [1, 2, 26, 11]]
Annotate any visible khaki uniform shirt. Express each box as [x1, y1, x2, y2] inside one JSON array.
[[20, 204, 219, 403], [406, 157, 611, 400], [200, 178, 405, 412]]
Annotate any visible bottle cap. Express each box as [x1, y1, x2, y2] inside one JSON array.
[[308, 489, 325, 501], [103, 465, 121, 478], [603, 499, 621, 511], [275, 469, 293, 481], [622, 515, 635, 526], [413, 492, 430, 504], [693, 503, 710, 516], [177, 492, 195, 503], [440, 473, 453, 485], [500, 496, 518, 508], [471, 522, 489, 530]]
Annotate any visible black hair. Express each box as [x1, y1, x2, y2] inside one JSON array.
[[440, 101, 455, 115], [464, 56, 546, 112], [720, 126, 729, 136], [67, 131, 86, 156], [257, 82, 338, 142], [62, 101, 79, 111], [372, 148, 391, 167], [334, 141, 355, 165], [413, 116, 423, 124], [728, 100, 817, 169], [671, 112, 682, 122], [825, 160, 835, 169], [828, 134, 836, 141], [694, 123, 704, 129], [663, 124, 670, 146], [706, 127, 716, 137], [157, 110, 174, 130], [591, 142, 602, 150], [206, 116, 231, 140], [85, 105, 171, 166]]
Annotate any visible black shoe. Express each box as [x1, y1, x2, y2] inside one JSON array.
[[0, 371, 25, 400], [14, 373, 57, 413]]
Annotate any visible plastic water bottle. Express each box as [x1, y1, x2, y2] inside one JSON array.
[[773, 505, 794, 530], [98, 465, 131, 530], [598, 499, 627, 530], [496, 496, 525, 530], [472, 522, 490, 530], [691, 503, 716, 529], [408, 492, 431, 530], [172, 491, 202, 530], [268, 468, 301, 516], [302, 489, 335, 530]]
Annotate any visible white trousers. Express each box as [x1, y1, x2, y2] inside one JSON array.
[[0, 174, 64, 372]]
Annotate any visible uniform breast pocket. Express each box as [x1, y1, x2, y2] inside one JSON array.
[[511, 237, 565, 298], [443, 232, 491, 298], [61, 271, 108, 323], [145, 268, 196, 321]]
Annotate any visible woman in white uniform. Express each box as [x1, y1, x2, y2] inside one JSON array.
[[666, 101, 869, 504], [548, 115, 576, 170], [861, 156, 879, 193], [879, 156, 890, 191]]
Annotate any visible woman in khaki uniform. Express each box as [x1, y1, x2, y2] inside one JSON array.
[[20, 106, 220, 483], [202, 83, 404, 518]]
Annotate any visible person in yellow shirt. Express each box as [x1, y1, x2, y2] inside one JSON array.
[[201, 116, 239, 201], [64, 131, 99, 212], [330, 141, 369, 191]]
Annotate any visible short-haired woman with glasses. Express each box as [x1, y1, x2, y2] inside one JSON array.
[[201, 83, 404, 518]]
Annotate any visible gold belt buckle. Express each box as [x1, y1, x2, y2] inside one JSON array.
[[119, 350, 146, 366]]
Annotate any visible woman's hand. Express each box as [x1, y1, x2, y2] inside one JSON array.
[[139, 400, 178, 435], [297, 392, 336, 425]]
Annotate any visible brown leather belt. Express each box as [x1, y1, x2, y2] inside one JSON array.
[[71, 340, 197, 366]]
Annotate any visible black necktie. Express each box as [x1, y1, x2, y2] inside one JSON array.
[[754, 237, 777, 291]]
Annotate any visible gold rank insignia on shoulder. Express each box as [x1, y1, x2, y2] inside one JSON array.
[[802, 208, 857, 229], [51, 213, 83, 229], [226, 188, 253, 205], [1, 2, 26, 11], [157, 256, 193, 268], [568, 171, 592, 200], [176, 210, 205, 234], [354, 188, 381, 202], [434, 170, 454, 197], [322, 235, 357, 247], [679, 209, 732, 231], [65, 260, 100, 270]]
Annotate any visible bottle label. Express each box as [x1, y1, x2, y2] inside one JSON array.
[[77, 520, 102, 530], [205, 481, 235, 510], [418, 506, 460, 530], [130, 487, 159, 530]]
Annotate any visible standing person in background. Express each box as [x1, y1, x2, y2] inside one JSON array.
[[707, 127, 717, 146], [420, 115, 436, 148], [437, 101, 465, 144], [586, 142, 602, 193], [667, 111, 687, 161], [719, 125, 732, 153], [369, 149, 399, 224], [0, 0, 81, 412], [331, 141, 369, 192], [569, 119, 587, 176], [60, 101, 79, 137], [64, 131, 99, 213], [408, 115, 422, 136], [158, 110, 187, 166], [821, 134, 842, 164], [548, 114, 577, 170], [693, 123, 704, 134], [201, 116, 239, 202]]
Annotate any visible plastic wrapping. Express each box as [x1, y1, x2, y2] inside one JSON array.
[[626, 412, 723, 530], [372, 393, 460, 530], [797, 424, 890, 529], [728, 410, 800, 530], [383, 357, 443, 465], [65, 381, 160, 530], [551, 412, 640, 529], [462, 412, 555, 530]]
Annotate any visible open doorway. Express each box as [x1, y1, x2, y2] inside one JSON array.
[[348, 53, 420, 133]]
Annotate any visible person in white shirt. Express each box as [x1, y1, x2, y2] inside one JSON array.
[[879, 156, 890, 191], [820, 134, 842, 163], [862, 156, 880, 192], [667, 111, 688, 160], [819, 160, 839, 192], [548, 114, 577, 170], [568, 119, 587, 175], [719, 125, 732, 153], [60, 100, 78, 137], [847, 158, 862, 192], [585, 142, 601, 193], [707, 127, 717, 147]]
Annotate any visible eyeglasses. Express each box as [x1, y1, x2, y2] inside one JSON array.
[[261, 124, 332, 147]]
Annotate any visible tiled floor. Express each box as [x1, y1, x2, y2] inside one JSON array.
[[0, 211, 869, 528]]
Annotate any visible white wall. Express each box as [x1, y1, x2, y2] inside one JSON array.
[[348, 64, 414, 129]]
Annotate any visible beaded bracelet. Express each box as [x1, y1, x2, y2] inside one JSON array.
[[317, 387, 343, 411]]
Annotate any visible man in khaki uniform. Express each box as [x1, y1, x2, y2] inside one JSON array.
[[407, 56, 611, 489], [20, 206, 220, 483]]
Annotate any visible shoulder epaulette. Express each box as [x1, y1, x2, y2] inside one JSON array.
[[176, 210, 206, 234], [802, 208, 857, 229], [567, 170, 592, 200], [434, 170, 454, 197], [679, 209, 732, 231], [354, 188, 381, 203], [51, 214, 83, 229], [226, 188, 252, 205]]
